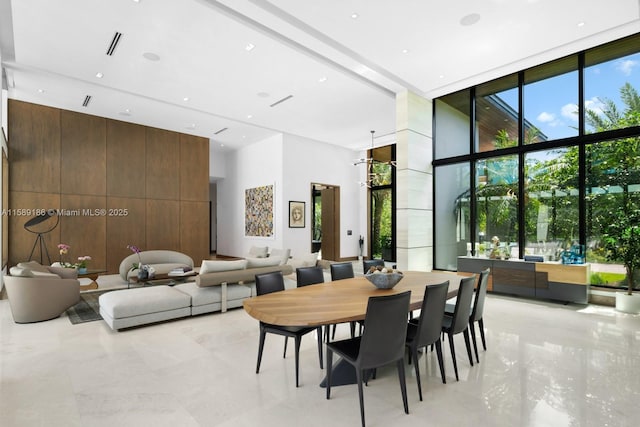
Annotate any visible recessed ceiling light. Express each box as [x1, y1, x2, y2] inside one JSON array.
[[577, 21, 585, 27], [95, 72, 104, 78], [119, 109, 131, 116], [351, 13, 359, 19], [143, 52, 160, 61], [220, 143, 225, 147], [185, 123, 196, 129], [257, 92, 270, 98], [247, 114, 253, 119], [242, 135, 246, 139], [37, 89, 44, 93], [318, 76, 328, 83], [439, 75, 445, 79], [460, 13, 481, 26], [183, 97, 190, 102], [401, 49, 409, 54], [245, 43, 255, 52]]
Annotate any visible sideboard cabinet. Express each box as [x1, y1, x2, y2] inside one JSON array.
[[457, 256, 589, 304]]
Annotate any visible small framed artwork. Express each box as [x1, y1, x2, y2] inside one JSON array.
[[289, 201, 305, 228]]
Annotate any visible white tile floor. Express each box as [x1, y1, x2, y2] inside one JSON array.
[[1, 277, 639, 427]]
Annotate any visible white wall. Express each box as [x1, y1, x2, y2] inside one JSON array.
[[214, 133, 366, 260], [281, 134, 364, 259], [216, 134, 284, 257]]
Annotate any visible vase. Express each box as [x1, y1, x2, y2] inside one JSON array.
[[78, 267, 87, 274], [137, 265, 148, 280]]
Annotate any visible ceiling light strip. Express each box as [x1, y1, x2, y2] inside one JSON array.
[[269, 95, 293, 107], [82, 95, 92, 107], [214, 127, 228, 135], [106, 32, 123, 56]]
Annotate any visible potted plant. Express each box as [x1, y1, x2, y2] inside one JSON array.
[[602, 209, 640, 313]]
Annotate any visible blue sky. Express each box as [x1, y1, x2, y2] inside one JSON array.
[[498, 52, 640, 141]]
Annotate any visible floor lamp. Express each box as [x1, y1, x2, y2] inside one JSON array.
[[24, 211, 59, 265]]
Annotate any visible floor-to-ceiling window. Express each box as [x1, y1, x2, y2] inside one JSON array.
[[369, 144, 396, 261], [433, 33, 640, 290]]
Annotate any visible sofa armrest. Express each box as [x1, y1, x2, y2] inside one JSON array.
[[48, 266, 79, 279]]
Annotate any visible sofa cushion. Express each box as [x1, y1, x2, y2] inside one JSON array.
[[246, 257, 282, 268], [247, 245, 268, 258], [269, 248, 291, 265], [99, 286, 191, 319], [9, 266, 34, 277], [200, 259, 247, 274], [288, 252, 319, 270], [17, 261, 50, 274]]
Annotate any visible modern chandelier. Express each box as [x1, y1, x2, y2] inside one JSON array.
[[354, 130, 396, 188]]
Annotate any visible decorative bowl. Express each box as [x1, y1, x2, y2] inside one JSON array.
[[364, 272, 404, 289]]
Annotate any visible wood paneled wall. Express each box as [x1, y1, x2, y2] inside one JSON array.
[[7, 100, 210, 273]]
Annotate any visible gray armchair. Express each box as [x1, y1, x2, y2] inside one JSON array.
[[4, 262, 80, 323]]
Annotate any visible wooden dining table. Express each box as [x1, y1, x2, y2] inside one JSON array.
[[243, 270, 465, 327], [243, 270, 467, 387]]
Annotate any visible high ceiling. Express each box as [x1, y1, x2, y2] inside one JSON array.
[[1, 0, 639, 153]]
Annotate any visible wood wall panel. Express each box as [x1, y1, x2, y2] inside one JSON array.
[[8, 192, 60, 266], [146, 128, 179, 200], [180, 134, 209, 201], [7, 100, 210, 273], [61, 111, 106, 195], [180, 201, 210, 264], [146, 199, 179, 250], [107, 121, 146, 198], [8, 101, 60, 193], [106, 197, 146, 274], [60, 194, 107, 270]]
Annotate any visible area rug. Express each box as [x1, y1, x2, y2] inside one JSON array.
[[66, 290, 112, 325]]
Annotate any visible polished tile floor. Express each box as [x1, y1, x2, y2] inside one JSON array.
[[1, 279, 639, 427]]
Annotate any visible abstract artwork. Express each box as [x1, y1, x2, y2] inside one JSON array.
[[245, 184, 274, 237]]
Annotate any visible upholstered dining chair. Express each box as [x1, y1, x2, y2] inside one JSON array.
[[405, 280, 449, 401], [441, 275, 475, 381], [362, 258, 384, 274], [326, 291, 411, 427], [296, 266, 325, 287], [329, 262, 358, 339], [254, 271, 323, 387], [445, 268, 490, 363]]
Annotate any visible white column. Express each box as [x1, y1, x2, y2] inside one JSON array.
[[395, 90, 433, 271]]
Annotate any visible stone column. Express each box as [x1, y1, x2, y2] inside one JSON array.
[[395, 90, 433, 271]]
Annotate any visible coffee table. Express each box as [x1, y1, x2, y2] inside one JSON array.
[[127, 271, 198, 288], [77, 269, 107, 290]]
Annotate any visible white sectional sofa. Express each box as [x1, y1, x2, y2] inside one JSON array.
[[99, 258, 293, 331]]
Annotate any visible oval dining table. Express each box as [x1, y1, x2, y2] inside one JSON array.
[[243, 270, 468, 387]]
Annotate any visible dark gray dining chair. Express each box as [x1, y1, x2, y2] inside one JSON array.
[[326, 291, 411, 427], [445, 268, 490, 363], [441, 276, 475, 381], [405, 280, 449, 400], [362, 258, 384, 274], [296, 266, 325, 287], [254, 271, 323, 387], [329, 262, 358, 339]]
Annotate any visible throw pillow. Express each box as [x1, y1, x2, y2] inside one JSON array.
[[300, 252, 319, 267], [9, 266, 34, 277], [248, 245, 268, 258], [200, 259, 247, 274], [16, 260, 50, 273], [246, 257, 282, 268], [269, 248, 291, 265]]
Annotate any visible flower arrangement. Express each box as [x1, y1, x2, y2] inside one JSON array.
[[127, 244, 143, 270], [57, 243, 72, 267], [76, 255, 92, 269]]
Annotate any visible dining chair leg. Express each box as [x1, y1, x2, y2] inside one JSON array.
[[411, 347, 423, 401], [435, 339, 446, 384], [326, 348, 333, 399], [396, 359, 409, 415], [283, 336, 288, 358], [469, 321, 480, 363], [316, 327, 324, 369], [256, 328, 267, 374], [331, 324, 337, 340], [356, 368, 366, 427], [463, 328, 474, 367], [447, 332, 459, 381], [478, 318, 487, 350], [294, 335, 302, 387]]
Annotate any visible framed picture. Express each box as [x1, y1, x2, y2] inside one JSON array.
[[289, 201, 305, 228]]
